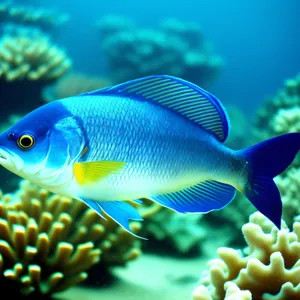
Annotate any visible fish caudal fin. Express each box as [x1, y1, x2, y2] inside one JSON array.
[[240, 132, 300, 229]]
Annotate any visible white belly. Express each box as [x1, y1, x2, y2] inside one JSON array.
[[60, 170, 204, 202]]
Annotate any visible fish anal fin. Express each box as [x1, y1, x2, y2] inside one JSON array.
[[150, 180, 236, 214]]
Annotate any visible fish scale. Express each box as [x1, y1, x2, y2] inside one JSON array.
[[63, 95, 206, 186]]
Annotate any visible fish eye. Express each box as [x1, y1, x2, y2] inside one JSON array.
[[17, 134, 35, 150]]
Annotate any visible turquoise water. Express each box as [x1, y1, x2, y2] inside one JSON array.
[[0, 1, 300, 299]]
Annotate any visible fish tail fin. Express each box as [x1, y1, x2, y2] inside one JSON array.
[[240, 132, 300, 229]]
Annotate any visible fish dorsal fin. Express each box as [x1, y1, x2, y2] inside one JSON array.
[[81, 75, 230, 142]]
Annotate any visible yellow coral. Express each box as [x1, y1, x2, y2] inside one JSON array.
[[193, 212, 300, 300], [272, 107, 300, 134], [0, 180, 143, 296], [0, 34, 71, 82]]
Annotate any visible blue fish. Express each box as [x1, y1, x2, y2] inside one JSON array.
[[0, 75, 299, 237]]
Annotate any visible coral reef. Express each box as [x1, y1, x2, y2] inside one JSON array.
[[0, 33, 71, 116], [203, 193, 255, 248], [0, 1, 69, 33], [192, 212, 300, 300], [43, 72, 112, 102], [143, 206, 206, 256], [141, 195, 251, 257], [97, 16, 222, 86], [254, 74, 300, 226], [0, 180, 143, 296], [254, 73, 300, 140], [0, 34, 71, 82]]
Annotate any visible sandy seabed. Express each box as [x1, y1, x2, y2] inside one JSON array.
[[60, 253, 207, 300]]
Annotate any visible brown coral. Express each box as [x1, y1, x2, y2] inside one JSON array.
[[192, 212, 300, 300], [0, 180, 143, 296], [0, 33, 72, 116], [0, 34, 71, 82]]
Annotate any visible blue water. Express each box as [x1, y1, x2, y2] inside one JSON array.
[[39, 0, 300, 115]]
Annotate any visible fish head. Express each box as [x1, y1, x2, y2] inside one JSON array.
[[0, 101, 85, 185]]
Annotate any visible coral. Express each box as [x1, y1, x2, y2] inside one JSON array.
[[192, 212, 300, 300], [0, 180, 143, 296], [203, 193, 255, 247], [97, 16, 222, 86], [141, 195, 251, 257], [0, 34, 71, 82], [0, 1, 69, 32], [42, 72, 112, 102], [271, 107, 300, 135], [143, 206, 206, 255], [254, 73, 300, 140], [275, 163, 300, 226], [192, 282, 251, 300], [0, 33, 71, 116]]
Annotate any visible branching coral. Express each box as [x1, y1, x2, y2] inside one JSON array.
[[0, 1, 69, 32], [192, 212, 300, 300], [0, 33, 71, 116], [0, 180, 143, 296], [271, 107, 300, 135], [141, 195, 251, 257], [254, 73, 300, 139], [97, 16, 222, 86], [42, 72, 112, 102], [0, 34, 71, 82]]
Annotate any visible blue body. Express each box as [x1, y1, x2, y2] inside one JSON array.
[[0, 75, 299, 236], [62, 94, 244, 200]]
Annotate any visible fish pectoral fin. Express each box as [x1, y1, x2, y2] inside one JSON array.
[[150, 180, 236, 213], [73, 161, 126, 185], [80, 197, 145, 239]]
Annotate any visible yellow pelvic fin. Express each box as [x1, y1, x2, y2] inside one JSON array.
[[74, 161, 126, 185]]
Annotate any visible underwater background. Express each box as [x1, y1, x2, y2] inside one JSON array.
[[0, 0, 300, 299]]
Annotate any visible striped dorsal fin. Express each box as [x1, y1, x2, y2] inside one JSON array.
[[80, 75, 230, 142]]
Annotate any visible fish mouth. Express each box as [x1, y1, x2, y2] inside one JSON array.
[[0, 147, 23, 172], [0, 148, 9, 163]]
